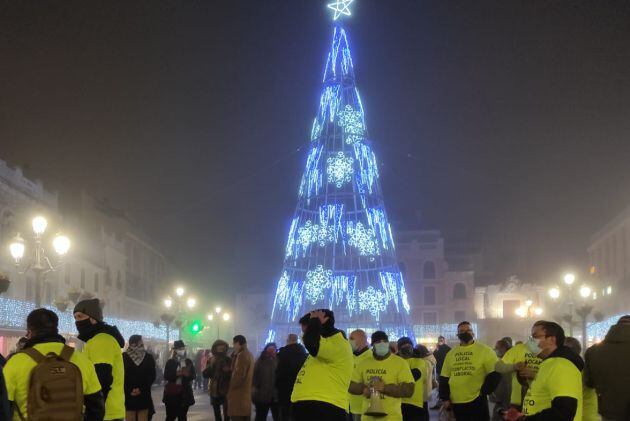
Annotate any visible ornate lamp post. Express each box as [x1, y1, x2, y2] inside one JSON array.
[[206, 306, 231, 340], [8, 216, 71, 306], [548, 273, 594, 351], [160, 286, 196, 346]]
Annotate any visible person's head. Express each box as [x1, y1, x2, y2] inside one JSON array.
[[416, 344, 431, 358], [73, 299, 103, 325], [617, 315, 630, 325], [233, 335, 247, 353], [286, 333, 298, 345], [299, 313, 310, 333], [129, 334, 143, 348], [371, 331, 390, 358], [349, 329, 368, 352], [397, 337, 414, 358], [211, 339, 229, 356], [457, 321, 474, 345], [501, 336, 513, 348], [494, 338, 511, 358], [26, 308, 59, 338], [437, 336, 446, 345], [173, 340, 186, 357], [564, 337, 582, 355], [262, 342, 277, 359], [530, 321, 565, 358]]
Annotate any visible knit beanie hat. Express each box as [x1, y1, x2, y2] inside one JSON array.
[[371, 331, 389, 344], [397, 336, 413, 349], [73, 298, 103, 322]]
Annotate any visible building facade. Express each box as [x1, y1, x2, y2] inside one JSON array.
[[396, 230, 476, 328]]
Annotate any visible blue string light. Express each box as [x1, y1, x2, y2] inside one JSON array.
[[327, 151, 354, 188]]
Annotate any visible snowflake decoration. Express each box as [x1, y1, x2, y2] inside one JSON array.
[[317, 221, 335, 246], [338, 105, 364, 144], [305, 265, 333, 304], [358, 286, 387, 320], [296, 220, 334, 253], [347, 222, 379, 257], [327, 151, 354, 188]]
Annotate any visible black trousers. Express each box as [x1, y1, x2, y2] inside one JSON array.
[[402, 403, 427, 421], [292, 401, 347, 421], [165, 404, 189, 421], [211, 396, 228, 421], [278, 403, 293, 421], [452, 396, 490, 421], [255, 402, 279, 421]]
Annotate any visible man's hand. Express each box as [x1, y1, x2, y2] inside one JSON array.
[[310, 310, 329, 325], [442, 400, 452, 410], [131, 388, 141, 396], [370, 377, 385, 392], [503, 407, 523, 421], [514, 362, 526, 371], [362, 386, 371, 397], [518, 366, 536, 380]]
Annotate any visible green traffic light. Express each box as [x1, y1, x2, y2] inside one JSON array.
[[190, 320, 202, 334]]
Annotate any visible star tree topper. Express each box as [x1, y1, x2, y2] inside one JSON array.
[[327, 0, 354, 21]]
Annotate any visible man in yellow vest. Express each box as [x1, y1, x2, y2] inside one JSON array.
[[504, 321, 583, 421], [397, 337, 427, 421], [439, 321, 501, 421], [349, 329, 372, 421], [291, 309, 354, 421]]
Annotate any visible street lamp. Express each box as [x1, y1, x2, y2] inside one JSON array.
[[548, 287, 560, 300], [215, 306, 222, 314], [207, 306, 231, 340], [564, 273, 576, 286], [160, 286, 196, 355], [8, 216, 71, 306], [579, 285, 592, 299], [186, 297, 196, 309], [175, 286, 185, 297], [516, 299, 543, 319]]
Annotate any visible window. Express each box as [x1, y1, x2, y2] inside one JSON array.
[[454, 311, 466, 322], [423, 261, 436, 280], [94, 273, 99, 292], [424, 286, 436, 305], [453, 283, 467, 299], [80, 269, 85, 289], [423, 312, 437, 324]]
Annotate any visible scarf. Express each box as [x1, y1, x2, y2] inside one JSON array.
[[126, 343, 146, 366]]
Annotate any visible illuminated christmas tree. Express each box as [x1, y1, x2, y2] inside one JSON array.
[[267, 1, 414, 342]]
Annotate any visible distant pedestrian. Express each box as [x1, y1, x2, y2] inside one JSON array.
[[227, 335, 254, 421], [398, 336, 428, 421], [348, 329, 371, 421], [253, 342, 279, 421], [163, 340, 196, 421], [74, 298, 125, 421], [489, 339, 511, 421], [123, 335, 156, 421], [203, 339, 232, 421], [584, 315, 630, 421], [433, 336, 451, 377], [275, 334, 307, 421]]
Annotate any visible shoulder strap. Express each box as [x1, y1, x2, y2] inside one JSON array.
[[21, 347, 45, 364], [59, 345, 74, 361]]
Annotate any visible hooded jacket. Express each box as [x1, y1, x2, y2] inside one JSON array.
[[203, 340, 232, 398], [585, 322, 630, 421], [79, 323, 125, 420]]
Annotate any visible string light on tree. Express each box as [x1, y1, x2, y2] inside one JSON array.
[[338, 105, 365, 144], [327, 0, 354, 21], [327, 151, 354, 188], [305, 265, 333, 304], [358, 286, 387, 320], [347, 222, 378, 258]]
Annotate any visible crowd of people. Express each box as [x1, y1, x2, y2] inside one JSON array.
[[0, 303, 628, 421]]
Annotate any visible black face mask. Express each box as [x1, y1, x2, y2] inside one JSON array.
[[75, 319, 98, 340], [400, 346, 413, 357], [457, 332, 473, 343]]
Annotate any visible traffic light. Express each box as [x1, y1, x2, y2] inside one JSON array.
[[189, 320, 203, 335]]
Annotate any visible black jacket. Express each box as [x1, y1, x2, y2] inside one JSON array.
[[585, 322, 630, 421], [123, 352, 156, 411], [163, 358, 196, 407], [275, 343, 307, 404], [433, 344, 451, 376]]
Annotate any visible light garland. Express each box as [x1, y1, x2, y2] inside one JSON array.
[[323, 27, 355, 83], [358, 286, 387, 320], [305, 265, 333, 304], [338, 105, 365, 145], [298, 145, 323, 201], [366, 208, 395, 250], [0, 296, 177, 341], [327, 151, 354, 188], [354, 143, 379, 195], [347, 221, 379, 257]]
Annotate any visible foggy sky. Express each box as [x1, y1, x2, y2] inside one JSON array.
[[2, 0, 630, 301]]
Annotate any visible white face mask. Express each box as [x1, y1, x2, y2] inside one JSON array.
[[374, 342, 390, 357], [526, 338, 542, 355], [176, 349, 186, 357]]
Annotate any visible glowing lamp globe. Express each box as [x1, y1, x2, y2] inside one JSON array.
[[548, 287, 560, 300], [207, 314, 214, 321], [186, 297, 196, 308], [534, 307, 543, 316], [580, 285, 592, 298], [215, 306, 222, 314], [223, 313, 230, 321], [164, 298, 173, 308], [515, 307, 526, 318], [563, 273, 576, 286], [175, 287, 185, 297], [32, 216, 48, 235], [9, 234, 25, 262], [53, 234, 71, 256]]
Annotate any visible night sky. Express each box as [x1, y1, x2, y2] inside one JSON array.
[[2, 1, 630, 301]]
